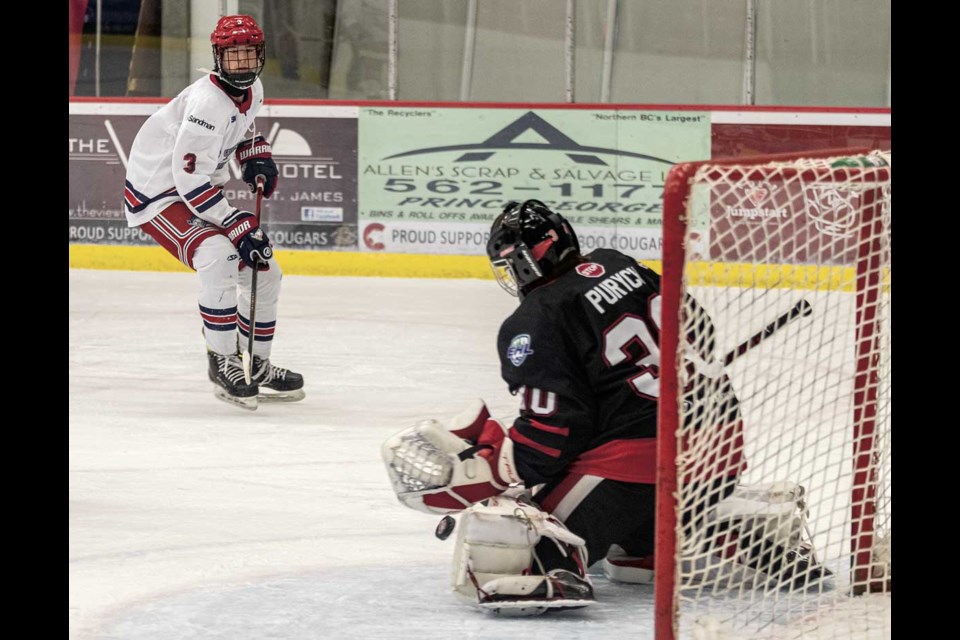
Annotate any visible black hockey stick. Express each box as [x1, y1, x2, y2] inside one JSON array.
[[722, 299, 813, 367], [242, 176, 266, 384]]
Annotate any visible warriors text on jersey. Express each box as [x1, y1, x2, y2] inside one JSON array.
[[123, 75, 264, 228], [497, 248, 664, 486]]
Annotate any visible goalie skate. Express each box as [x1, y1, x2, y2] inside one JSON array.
[[770, 542, 833, 590], [476, 569, 595, 616], [602, 544, 655, 584]]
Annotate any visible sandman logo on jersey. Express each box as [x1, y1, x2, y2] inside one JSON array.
[[187, 115, 216, 131], [507, 334, 535, 367]]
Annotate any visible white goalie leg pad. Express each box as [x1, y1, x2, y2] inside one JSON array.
[[381, 419, 511, 514], [708, 482, 807, 549], [699, 482, 832, 589], [450, 495, 594, 615]]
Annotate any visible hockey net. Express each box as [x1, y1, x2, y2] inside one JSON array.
[[655, 149, 891, 640]]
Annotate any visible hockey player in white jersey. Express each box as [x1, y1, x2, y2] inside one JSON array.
[[123, 14, 303, 410]]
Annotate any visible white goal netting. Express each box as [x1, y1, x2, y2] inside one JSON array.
[[657, 150, 891, 640]]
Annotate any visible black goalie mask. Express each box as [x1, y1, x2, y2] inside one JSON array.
[[486, 200, 581, 298]]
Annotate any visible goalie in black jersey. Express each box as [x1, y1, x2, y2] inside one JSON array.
[[382, 200, 826, 615]]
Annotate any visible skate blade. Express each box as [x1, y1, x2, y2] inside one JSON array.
[[480, 598, 594, 616], [213, 387, 258, 411], [257, 389, 306, 403]]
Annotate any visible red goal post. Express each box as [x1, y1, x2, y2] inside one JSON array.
[[655, 148, 891, 639]]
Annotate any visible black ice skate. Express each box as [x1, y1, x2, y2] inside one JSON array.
[[208, 350, 259, 411], [746, 538, 834, 591], [251, 355, 305, 403]]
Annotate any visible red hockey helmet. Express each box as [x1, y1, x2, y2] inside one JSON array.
[[210, 15, 265, 90]]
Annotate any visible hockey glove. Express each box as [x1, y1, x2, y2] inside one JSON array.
[[445, 399, 519, 489], [381, 401, 522, 515], [235, 135, 279, 198], [446, 398, 492, 442], [226, 212, 273, 270]]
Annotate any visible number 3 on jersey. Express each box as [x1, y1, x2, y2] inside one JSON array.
[[602, 295, 661, 399], [183, 153, 197, 174]]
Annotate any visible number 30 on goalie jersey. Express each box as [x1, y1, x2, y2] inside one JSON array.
[[496, 249, 665, 486], [600, 296, 663, 400]]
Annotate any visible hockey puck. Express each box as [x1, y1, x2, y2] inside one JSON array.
[[435, 515, 456, 540]]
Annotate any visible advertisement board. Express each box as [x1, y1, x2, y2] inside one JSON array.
[[70, 102, 890, 273], [358, 107, 711, 259], [68, 104, 359, 250]]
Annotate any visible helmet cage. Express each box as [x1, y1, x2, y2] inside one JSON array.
[[490, 257, 519, 296], [210, 15, 265, 90], [490, 245, 544, 297], [213, 43, 265, 89], [486, 200, 578, 298]]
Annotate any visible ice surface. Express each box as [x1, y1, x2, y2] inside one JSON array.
[[69, 270, 659, 640], [69, 269, 889, 640]]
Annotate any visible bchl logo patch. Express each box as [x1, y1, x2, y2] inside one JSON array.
[[575, 263, 606, 278], [507, 334, 534, 367]]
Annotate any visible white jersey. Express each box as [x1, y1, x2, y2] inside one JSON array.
[[123, 74, 265, 228]]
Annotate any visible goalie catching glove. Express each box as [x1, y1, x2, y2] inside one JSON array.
[[381, 399, 522, 514]]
